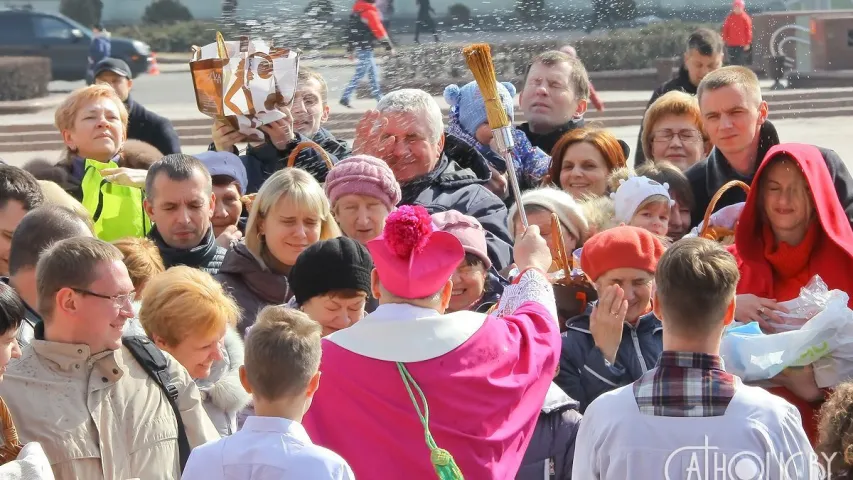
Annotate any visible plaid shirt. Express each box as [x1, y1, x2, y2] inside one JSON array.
[[633, 351, 736, 417]]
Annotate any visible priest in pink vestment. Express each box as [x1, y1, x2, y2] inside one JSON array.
[[302, 205, 560, 479]]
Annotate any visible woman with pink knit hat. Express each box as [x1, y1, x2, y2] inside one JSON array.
[[324, 154, 402, 244], [432, 210, 508, 313]]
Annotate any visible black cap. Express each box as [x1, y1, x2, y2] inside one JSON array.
[[289, 237, 374, 305], [93, 58, 131, 79]]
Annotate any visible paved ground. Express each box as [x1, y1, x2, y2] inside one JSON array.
[[1, 64, 852, 169]]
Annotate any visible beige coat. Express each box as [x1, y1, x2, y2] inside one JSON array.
[[0, 339, 220, 480]]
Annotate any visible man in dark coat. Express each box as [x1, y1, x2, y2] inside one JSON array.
[[294, 68, 351, 160], [93, 58, 182, 156], [210, 111, 337, 194], [209, 67, 342, 194], [686, 66, 853, 227], [517, 50, 590, 156], [353, 89, 513, 270], [144, 154, 227, 275], [634, 28, 724, 167]]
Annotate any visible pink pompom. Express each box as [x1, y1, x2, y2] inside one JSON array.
[[384, 205, 433, 257]]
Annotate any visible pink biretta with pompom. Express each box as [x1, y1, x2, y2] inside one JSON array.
[[367, 205, 465, 299]]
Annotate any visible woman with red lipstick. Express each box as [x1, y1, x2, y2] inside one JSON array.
[[217, 168, 340, 336], [728, 143, 853, 444]]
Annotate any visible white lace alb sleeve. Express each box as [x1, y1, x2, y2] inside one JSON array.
[[492, 269, 557, 323]]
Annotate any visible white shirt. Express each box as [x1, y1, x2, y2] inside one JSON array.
[[181, 416, 354, 480], [572, 379, 819, 480]]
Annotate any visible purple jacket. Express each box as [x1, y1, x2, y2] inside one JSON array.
[[516, 383, 582, 480]]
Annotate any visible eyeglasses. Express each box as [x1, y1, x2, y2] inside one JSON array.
[[652, 129, 703, 144], [72, 288, 135, 310]]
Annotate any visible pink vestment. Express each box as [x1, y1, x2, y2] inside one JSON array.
[[303, 271, 560, 479]]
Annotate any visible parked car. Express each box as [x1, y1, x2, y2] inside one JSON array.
[[0, 8, 151, 81]]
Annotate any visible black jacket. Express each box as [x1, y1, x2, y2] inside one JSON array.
[[516, 383, 582, 480], [400, 139, 514, 271], [555, 310, 663, 413], [312, 128, 351, 160], [150, 226, 227, 275], [684, 121, 853, 228], [240, 132, 338, 194], [518, 117, 585, 157], [635, 66, 698, 167], [1, 277, 40, 347], [126, 98, 182, 155]]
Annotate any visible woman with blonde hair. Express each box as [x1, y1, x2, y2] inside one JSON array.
[[136, 266, 249, 437], [640, 90, 709, 171], [53, 84, 150, 240], [217, 168, 340, 335]]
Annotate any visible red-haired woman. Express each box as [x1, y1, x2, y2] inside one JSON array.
[[546, 127, 627, 200]]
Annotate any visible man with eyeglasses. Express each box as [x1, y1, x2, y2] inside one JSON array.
[[685, 66, 853, 228], [0, 236, 219, 480]]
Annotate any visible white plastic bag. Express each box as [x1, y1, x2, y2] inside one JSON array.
[[769, 275, 830, 330], [720, 290, 853, 382]]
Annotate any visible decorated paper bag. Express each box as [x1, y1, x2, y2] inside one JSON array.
[[190, 33, 300, 142]]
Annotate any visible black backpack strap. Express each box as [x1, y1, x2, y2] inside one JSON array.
[[122, 336, 191, 472]]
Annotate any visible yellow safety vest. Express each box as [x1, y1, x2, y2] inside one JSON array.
[[79, 159, 151, 241]]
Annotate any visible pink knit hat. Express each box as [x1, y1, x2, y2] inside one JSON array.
[[367, 205, 464, 299], [431, 210, 491, 269], [324, 155, 402, 210]]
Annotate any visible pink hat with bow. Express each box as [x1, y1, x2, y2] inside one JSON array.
[[367, 205, 465, 299]]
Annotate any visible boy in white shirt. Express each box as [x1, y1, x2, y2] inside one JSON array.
[[181, 306, 354, 480], [572, 238, 818, 480]]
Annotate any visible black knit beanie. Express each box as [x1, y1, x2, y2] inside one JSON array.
[[289, 237, 374, 305]]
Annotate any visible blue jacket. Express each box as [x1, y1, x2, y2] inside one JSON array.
[[88, 35, 111, 64], [555, 310, 663, 413], [516, 383, 581, 480]]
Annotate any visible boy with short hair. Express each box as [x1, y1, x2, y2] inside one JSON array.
[[572, 238, 815, 479], [181, 306, 355, 480]]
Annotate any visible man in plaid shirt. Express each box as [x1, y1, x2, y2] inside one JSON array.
[[573, 238, 816, 479]]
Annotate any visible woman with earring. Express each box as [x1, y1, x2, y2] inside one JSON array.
[[216, 168, 341, 336]]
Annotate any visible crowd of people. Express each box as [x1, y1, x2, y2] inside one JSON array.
[[0, 14, 852, 480]]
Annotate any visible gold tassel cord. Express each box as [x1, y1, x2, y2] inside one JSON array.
[[462, 44, 510, 131], [396, 362, 464, 480]]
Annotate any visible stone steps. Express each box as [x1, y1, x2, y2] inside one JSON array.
[[3, 88, 853, 154]]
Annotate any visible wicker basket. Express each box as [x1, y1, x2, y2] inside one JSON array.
[[286, 140, 334, 171], [699, 180, 750, 246], [0, 397, 22, 465], [241, 140, 335, 211], [551, 214, 598, 328]]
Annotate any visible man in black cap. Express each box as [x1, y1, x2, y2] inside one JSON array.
[[94, 58, 182, 156]]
